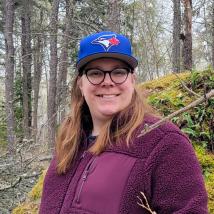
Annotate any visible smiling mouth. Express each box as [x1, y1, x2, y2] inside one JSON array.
[[97, 94, 120, 98]]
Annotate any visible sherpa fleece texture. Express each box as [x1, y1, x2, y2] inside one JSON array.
[[39, 115, 208, 214]]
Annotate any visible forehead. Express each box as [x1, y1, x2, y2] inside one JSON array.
[[85, 58, 128, 69]]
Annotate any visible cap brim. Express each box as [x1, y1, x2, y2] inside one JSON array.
[[77, 53, 138, 71]]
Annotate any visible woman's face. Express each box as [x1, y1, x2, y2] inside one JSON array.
[[78, 58, 136, 124]]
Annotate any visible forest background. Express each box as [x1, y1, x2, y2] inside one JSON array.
[[0, 0, 214, 213]]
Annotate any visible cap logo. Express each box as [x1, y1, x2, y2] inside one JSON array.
[[91, 34, 120, 51]]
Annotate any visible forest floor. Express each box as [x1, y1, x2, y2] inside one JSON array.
[[0, 144, 51, 213]]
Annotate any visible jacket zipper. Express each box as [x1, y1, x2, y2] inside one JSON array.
[[76, 157, 96, 203]]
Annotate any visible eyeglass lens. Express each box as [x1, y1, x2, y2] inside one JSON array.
[[85, 68, 130, 85]]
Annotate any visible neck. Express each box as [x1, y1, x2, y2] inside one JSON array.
[[91, 118, 111, 136]]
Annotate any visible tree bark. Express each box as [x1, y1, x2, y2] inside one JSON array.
[[212, 1, 214, 68], [172, 0, 181, 73], [57, 0, 74, 123], [47, 0, 60, 148], [21, 0, 32, 139], [3, 0, 16, 153], [32, 11, 43, 142], [106, 0, 121, 32], [182, 0, 193, 70]]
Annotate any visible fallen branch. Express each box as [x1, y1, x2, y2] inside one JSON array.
[[138, 89, 214, 137], [0, 177, 21, 191], [0, 172, 41, 191], [173, 72, 200, 98]]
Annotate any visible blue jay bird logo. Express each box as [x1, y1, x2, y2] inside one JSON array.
[[91, 34, 120, 51]]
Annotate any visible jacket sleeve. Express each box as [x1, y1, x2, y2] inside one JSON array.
[[148, 132, 208, 214]]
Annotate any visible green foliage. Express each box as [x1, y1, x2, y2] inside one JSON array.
[[140, 69, 214, 212], [142, 69, 214, 151], [194, 144, 214, 213]]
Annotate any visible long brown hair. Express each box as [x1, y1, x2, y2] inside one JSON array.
[[56, 75, 154, 174]]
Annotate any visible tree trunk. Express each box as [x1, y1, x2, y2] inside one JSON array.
[[21, 0, 32, 139], [3, 0, 16, 153], [172, 0, 181, 73], [212, 1, 214, 69], [57, 0, 74, 123], [182, 0, 192, 70], [106, 0, 121, 32], [32, 11, 43, 142], [47, 0, 60, 148]]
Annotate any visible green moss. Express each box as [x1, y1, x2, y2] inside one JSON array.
[[12, 203, 39, 214], [206, 171, 214, 213], [194, 144, 214, 213], [28, 170, 47, 200], [141, 70, 214, 211], [12, 171, 47, 214], [138, 72, 190, 90]]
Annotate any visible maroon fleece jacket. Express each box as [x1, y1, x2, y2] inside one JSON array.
[[40, 116, 208, 214]]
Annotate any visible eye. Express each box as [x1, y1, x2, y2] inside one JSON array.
[[86, 69, 103, 77], [112, 68, 128, 76]]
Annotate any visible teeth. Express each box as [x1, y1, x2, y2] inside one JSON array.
[[97, 94, 118, 98], [102, 95, 116, 98]]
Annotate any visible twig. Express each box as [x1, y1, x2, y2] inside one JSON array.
[[173, 72, 200, 97], [0, 172, 41, 191], [0, 177, 21, 191], [137, 192, 157, 214], [138, 89, 214, 137]]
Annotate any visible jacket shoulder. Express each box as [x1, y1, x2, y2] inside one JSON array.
[[120, 114, 190, 159]]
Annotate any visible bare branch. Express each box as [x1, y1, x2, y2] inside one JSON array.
[[173, 72, 200, 97], [138, 89, 214, 137]]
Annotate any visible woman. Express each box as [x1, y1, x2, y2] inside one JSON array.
[[40, 31, 208, 214]]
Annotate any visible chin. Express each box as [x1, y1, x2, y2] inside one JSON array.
[[101, 112, 115, 117]]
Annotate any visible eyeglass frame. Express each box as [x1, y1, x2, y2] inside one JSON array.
[[80, 67, 134, 85]]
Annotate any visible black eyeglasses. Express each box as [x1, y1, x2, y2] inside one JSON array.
[[83, 67, 133, 85]]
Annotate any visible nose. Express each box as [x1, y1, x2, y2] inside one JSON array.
[[101, 72, 114, 86]]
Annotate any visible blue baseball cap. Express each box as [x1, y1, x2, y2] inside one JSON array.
[[76, 31, 138, 71]]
